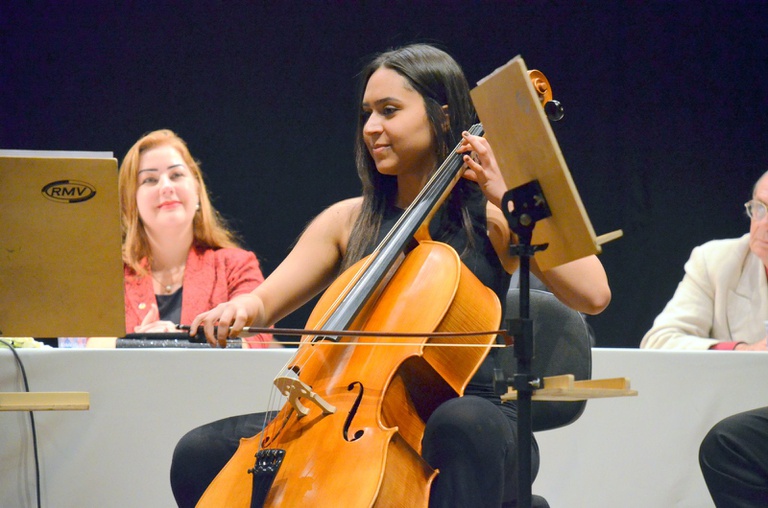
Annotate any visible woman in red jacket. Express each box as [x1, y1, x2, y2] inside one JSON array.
[[119, 129, 272, 347]]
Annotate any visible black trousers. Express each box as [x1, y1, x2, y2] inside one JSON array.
[[170, 395, 547, 508], [700, 406, 768, 507]]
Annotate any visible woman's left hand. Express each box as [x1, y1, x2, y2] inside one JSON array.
[[459, 131, 508, 209]]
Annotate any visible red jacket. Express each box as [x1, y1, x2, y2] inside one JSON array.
[[123, 246, 272, 347]]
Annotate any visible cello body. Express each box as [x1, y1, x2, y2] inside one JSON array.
[[196, 241, 501, 507]]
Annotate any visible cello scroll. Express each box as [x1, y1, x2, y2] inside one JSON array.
[[527, 69, 564, 122]]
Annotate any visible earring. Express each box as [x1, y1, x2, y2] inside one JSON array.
[[196, 202, 201, 211]]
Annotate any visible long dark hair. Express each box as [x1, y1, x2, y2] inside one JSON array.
[[342, 44, 480, 270]]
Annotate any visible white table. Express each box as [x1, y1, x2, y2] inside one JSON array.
[[0, 348, 290, 508], [535, 349, 768, 507], [1, 348, 765, 507]]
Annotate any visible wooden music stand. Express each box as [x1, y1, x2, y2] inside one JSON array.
[[471, 56, 622, 270], [471, 56, 631, 508]]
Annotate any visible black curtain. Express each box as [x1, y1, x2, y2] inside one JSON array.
[[3, 2, 767, 347]]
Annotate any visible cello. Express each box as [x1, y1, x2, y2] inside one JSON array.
[[196, 123, 500, 508], [197, 69, 557, 507]]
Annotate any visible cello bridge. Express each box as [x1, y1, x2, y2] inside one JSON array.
[[274, 376, 336, 418]]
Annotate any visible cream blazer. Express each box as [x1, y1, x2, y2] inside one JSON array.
[[640, 234, 768, 349]]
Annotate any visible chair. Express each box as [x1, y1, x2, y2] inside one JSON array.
[[495, 287, 592, 432]]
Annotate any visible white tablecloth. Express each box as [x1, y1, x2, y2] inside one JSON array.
[[2, 348, 766, 507]]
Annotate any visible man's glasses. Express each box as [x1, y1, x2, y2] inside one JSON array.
[[744, 200, 768, 221]]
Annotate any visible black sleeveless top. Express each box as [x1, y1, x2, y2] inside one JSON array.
[[366, 193, 510, 398]]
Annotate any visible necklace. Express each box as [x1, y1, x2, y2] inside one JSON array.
[[151, 265, 185, 295], [151, 273, 175, 294], [157, 280, 174, 294]]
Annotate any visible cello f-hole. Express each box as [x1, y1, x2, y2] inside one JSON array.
[[343, 381, 365, 442]]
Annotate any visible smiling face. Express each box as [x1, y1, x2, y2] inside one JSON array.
[[135, 144, 200, 237], [361, 67, 437, 183], [750, 174, 768, 262]]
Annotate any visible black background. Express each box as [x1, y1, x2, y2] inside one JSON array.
[[3, 2, 767, 347]]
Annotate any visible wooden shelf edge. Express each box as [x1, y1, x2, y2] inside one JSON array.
[[501, 376, 638, 402], [0, 392, 90, 411]]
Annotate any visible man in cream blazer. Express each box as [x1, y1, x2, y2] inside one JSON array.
[[641, 171, 768, 351], [640, 233, 768, 350]]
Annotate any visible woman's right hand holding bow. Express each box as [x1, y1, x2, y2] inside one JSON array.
[[190, 293, 264, 348]]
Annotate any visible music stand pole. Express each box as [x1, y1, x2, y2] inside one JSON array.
[[502, 180, 551, 508]]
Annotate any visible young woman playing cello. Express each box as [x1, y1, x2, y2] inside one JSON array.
[[174, 43, 610, 508]]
